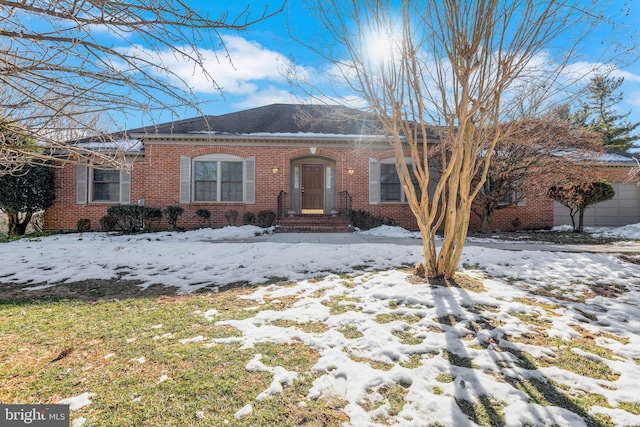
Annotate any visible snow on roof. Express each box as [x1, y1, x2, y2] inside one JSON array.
[[186, 131, 390, 139]]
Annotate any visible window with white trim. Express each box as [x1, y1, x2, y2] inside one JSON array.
[[193, 156, 244, 202], [92, 169, 121, 202]]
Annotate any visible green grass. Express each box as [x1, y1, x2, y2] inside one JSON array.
[[375, 312, 420, 324], [321, 295, 362, 315], [392, 330, 423, 345], [0, 289, 347, 426], [337, 325, 363, 339]]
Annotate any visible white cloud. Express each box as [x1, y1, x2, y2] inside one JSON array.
[[627, 90, 640, 107], [232, 86, 299, 109], [114, 35, 312, 99]]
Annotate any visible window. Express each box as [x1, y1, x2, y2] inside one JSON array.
[[76, 165, 130, 205], [381, 163, 401, 201], [92, 169, 120, 202], [380, 162, 422, 203], [370, 157, 435, 205], [180, 154, 254, 205], [194, 160, 243, 202]]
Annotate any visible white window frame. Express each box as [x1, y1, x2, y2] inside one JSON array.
[[89, 168, 122, 203], [192, 154, 245, 203]]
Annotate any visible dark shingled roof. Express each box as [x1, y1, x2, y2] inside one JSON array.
[[128, 104, 388, 136]]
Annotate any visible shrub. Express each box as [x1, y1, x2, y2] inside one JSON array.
[[224, 209, 239, 226], [142, 207, 163, 231], [243, 211, 255, 225], [163, 205, 184, 231], [196, 208, 211, 227], [107, 204, 144, 233], [350, 209, 385, 230], [257, 210, 276, 228], [103, 205, 162, 233], [76, 218, 91, 232], [100, 215, 118, 232]]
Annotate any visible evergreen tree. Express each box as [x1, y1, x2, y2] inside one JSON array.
[[580, 74, 640, 151], [0, 165, 55, 236]]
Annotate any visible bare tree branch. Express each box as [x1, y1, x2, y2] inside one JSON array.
[[0, 0, 283, 174]]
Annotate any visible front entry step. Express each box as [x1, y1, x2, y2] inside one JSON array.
[[276, 215, 352, 233]]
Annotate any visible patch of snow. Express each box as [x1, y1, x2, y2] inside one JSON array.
[[58, 392, 95, 411], [234, 404, 253, 419], [203, 309, 218, 320], [179, 336, 205, 344], [357, 225, 422, 239]]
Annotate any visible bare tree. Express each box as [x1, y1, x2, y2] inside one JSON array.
[[473, 118, 602, 233], [302, 0, 613, 279], [0, 0, 282, 174]]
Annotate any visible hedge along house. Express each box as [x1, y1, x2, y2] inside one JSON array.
[[43, 103, 636, 233]]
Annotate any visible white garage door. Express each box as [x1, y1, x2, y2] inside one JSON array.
[[553, 183, 640, 227]]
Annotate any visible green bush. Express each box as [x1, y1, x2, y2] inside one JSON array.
[[104, 205, 163, 233], [257, 210, 276, 228], [224, 209, 239, 226], [99, 215, 118, 232], [142, 207, 163, 231], [163, 205, 184, 231], [196, 209, 211, 227], [76, 218, 91, 232], [107, 204, 144, 233], [350, 209, 387, 230], [243, 211, 255, 225]]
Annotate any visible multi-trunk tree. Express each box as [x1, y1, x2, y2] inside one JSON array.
[[305, 0, 603, 279]]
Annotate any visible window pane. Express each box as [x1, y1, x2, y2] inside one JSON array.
[[195, 162, 217, 181], [380, 164, 401, 201], [195, 162, 217, 201], [195, 182, 216, 201], [221, 162, 243, 201], [93, 169, 120, 202]]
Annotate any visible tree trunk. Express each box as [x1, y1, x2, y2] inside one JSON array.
[[569, 209, 578, 233], [6, 210, 32, 236], [577, 208, 585, 233], [480, 204, 495, 234]]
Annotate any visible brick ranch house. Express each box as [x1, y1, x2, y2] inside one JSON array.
[[44, 104, 640, 232]]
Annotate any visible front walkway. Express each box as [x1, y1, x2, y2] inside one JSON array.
[[229, 232, 640, 253]]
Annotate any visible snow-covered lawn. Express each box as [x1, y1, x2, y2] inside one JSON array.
[[2, 225, 640, 426]]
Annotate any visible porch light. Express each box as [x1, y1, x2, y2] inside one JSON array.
[[347, 165, 355, 176], [272, 164, 279, 174]]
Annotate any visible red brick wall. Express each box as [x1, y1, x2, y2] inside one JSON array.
[[47, 141, 631, 232]]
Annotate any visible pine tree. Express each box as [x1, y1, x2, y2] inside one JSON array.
[[580, 74, 640, 151]]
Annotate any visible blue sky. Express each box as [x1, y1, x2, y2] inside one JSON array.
[[120, 1, 640, 129]]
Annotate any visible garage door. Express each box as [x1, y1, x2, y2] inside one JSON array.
[[553, 183, 640, 227]]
